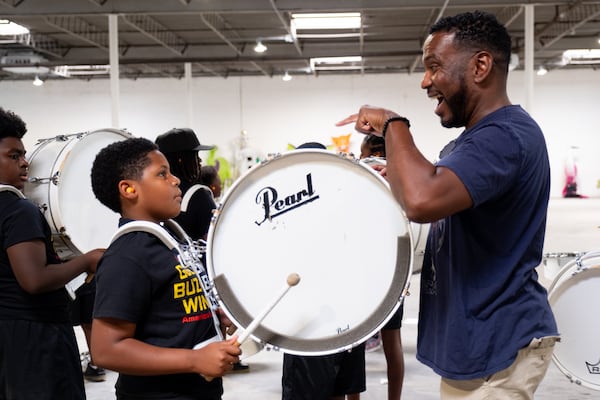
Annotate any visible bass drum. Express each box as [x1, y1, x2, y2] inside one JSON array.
[[410, 222, 429, 274], [207, 150, 413, 356], [24, 129, 131, 260], [548, 250, 600, 390], [360, 156, 428, 274]]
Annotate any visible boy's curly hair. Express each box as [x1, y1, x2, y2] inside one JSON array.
[[91, 137, 157, 213], [0, 107, 27, 140]]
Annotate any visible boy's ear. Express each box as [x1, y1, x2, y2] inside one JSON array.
[[119, 181, 137, 198]]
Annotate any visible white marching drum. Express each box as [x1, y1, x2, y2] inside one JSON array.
[[360, 156, 429, 274], [548, 250, 600, 390], [542, 252, 583, 282], [206, 150, 413, 356], [24, 129, 131, 297]]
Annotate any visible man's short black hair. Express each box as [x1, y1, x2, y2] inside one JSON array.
[[430, 11, 512, 72], [0, 107, 27, 140], [91, 137, 158, 213]]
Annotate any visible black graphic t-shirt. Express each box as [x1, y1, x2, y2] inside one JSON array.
[[0, 191, 69, 322], [94, 218, 222, 398]]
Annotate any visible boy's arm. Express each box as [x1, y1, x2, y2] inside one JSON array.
[[91, 317, 240, 378], [7, 240, 102, 294]]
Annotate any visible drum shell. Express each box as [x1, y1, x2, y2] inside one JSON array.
[[24, 129, 131, 260], [548, 250, 600, 390], [206, 150, 413, 356], [360, 157, 428, 274]]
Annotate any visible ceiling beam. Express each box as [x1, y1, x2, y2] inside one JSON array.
[[200, 12, 270, 77], [6, 32, 70, 58], [269, 0, 302, 55], [3, 1, 599, 16], [45, 15, 108, 50], [121, 14, 187, 56], [0, 0, 24, 7], [536, 2, 600, 49]]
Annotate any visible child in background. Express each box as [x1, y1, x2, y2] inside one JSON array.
[[0, 107, 102, 400], [200, 165, 223, 200], [360, 134, 405, 400], [90, 137, 240, 400]]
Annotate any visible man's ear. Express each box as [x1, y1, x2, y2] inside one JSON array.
[[472, 51, 494, 83]]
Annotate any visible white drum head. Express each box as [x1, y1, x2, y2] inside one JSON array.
[[548, 251, 600, 390], [207, 150, 412, 355], [26, 129, 131, 258]]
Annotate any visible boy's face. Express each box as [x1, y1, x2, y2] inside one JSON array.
[[133, 150, 182, 222], [0, 137, 29, 190]]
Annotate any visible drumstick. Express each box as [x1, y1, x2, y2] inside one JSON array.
[[235, 272, 301, 346], [204, 273, 300, 382]]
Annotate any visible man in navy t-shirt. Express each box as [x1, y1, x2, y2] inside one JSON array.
[[338, 11, 558, 399]]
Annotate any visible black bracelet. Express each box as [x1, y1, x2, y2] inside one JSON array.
[[382, 116, 410, 138]]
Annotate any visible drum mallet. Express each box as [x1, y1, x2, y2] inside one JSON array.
[[235, 272, 301, 346], [204, 273, 300, 381]]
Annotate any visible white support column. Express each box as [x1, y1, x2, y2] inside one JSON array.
[[185, 62, 193, 128], [109, 14, 120, 128], [524, 5, 535, 113]]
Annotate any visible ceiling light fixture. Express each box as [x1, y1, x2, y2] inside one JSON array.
[[32, 75, 44, 86], [282, 71, 292, 81], [310, 56, 363, 72], [536, 66, 548, 76], [291, 12, 361, 30], [254, 40, 267, 53], [562, 49, 600, 65], [0, 19, 29, 35]]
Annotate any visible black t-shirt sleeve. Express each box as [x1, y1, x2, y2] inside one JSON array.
[[174, 187, 216, 240], [2, 198, 47, 249]]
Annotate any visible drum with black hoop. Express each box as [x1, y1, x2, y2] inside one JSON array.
[[24, 129, 131, 260], [548, 250, 600, 390], [206, 149, 413, 356]]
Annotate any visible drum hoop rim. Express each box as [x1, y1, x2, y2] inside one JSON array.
[[548, 250, 600, 390], [548, 251, 600, 295], [28, 129, 132, 255]]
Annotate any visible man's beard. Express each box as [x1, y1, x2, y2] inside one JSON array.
[[440, 77, 468, 129]]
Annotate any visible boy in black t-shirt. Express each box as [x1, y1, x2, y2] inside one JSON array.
[[0, 107, 103, 400], [90, 137, 240, 400]]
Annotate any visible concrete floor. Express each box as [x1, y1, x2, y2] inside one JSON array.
[[78, 198, 600, 399]]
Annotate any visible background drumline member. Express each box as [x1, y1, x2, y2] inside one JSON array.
[[281, 141, 367, 400], [155, 127, 250, 373], [0, 106, 103, 400], [360, 134, 405, 400], [200, 165, 223, 200]]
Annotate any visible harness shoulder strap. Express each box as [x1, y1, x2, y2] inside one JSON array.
[[181, 184, 213, 212], [0, 184, 25, 199], [109, 220, 181, 249]]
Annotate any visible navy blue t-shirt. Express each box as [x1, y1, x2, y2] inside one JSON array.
[[94, 218, 222, 398], [417, 105, 558, 379]]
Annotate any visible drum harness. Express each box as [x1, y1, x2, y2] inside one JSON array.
[[0, 184, 25, 199], [109, 219, 224, 342]]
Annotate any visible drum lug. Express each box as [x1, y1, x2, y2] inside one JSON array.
[[37, 202, 48, 213], [26, 172, 60, 185], [51, 171, 60, 185]]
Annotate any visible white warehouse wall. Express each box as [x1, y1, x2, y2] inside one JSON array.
[[0, 69, 598, 198]]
